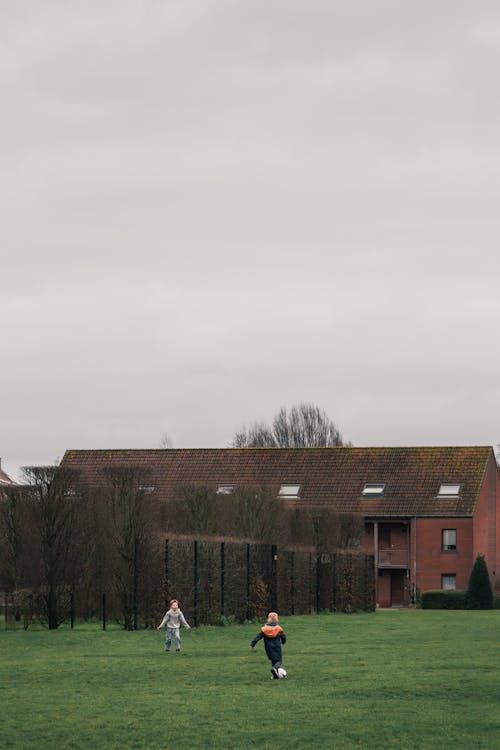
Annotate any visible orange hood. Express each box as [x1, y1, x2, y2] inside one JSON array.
[[261, 624, 283, 638]]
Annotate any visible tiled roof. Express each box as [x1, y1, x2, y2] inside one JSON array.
[[0, 468, 16, 486], [60, 446, 495, 517]]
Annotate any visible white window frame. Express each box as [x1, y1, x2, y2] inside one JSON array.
[[361, 483, 386, 496], [278, 484, 301, 498], [138, 484, 155, 493], [441, 573, 456, 590], [216, 485, 235, 495], [442, 528, 457, 551], [438, 483, 461, 497]]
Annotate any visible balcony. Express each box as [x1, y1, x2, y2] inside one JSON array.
[[377, 547, 409, 568]]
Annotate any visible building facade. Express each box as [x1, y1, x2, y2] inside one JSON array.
[[61, 445, 500, 607]]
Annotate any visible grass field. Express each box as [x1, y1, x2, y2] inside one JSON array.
[[1, 610, 499, 749]]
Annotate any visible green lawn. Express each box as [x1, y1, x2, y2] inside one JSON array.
[[1, 611, 499, 749]]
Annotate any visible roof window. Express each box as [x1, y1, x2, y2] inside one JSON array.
[[278, 484, 301, 498], [438, 483, 461, 497], [361, 483, 385, 496], [217, 485, 235, 495]]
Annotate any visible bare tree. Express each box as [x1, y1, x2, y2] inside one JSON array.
[[0, 486, 35, 624], [167, 486, 218, 536], [102, 466, 159, 630], [165, 485, 286, 544], [230, 488, 286, 543], [232, 403, 348, 448], [233, 423, 275, 448], [20, 466, 81, 629], [0, 486, 24, 595], [159, 433, 173, 448]]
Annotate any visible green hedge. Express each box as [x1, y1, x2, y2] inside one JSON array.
[[421, 589, 467, 609], [422, 590, 500, 610]]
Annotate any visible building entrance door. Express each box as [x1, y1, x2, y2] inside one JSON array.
[[390, 573, 405, 606]]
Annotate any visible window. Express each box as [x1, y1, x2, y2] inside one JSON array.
[[438, 483, 461, 496], [361, 483, 385, 496], [278, 484, 301, 498], [442, 529, 457, 551], [217, 485, 234, 495], [346, 536, 361, 548], [441, 574, 456, 590]]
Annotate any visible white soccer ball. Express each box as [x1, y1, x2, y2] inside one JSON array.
[[277, 667, 287, 679]]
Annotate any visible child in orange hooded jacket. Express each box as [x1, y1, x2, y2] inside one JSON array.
[[250, 612, 286, 679]]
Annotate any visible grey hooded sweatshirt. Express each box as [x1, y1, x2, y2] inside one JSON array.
[[159, 608, 190, 630]]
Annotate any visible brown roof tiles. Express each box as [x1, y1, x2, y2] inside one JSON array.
[[60, 445, 495, 517]]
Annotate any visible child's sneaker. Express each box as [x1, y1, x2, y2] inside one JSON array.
[[270, 667, 279, 679]]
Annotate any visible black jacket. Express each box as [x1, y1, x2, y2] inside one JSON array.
[[250, 622, 286, 663]]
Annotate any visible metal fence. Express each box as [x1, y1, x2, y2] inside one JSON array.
[[2, 540, 374, 629], [164, 539, 375, 625]]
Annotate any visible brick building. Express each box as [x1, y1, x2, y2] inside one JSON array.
[[61, 445, 500, 607], [0, 458, 16, 489]]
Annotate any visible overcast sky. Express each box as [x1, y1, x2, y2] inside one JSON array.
[[2, 0, 500, 480]]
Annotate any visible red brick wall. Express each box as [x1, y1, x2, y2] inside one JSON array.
[[473, 453, 499, 590], [496, 461, 500, 591], [411, 517, 473, 592]]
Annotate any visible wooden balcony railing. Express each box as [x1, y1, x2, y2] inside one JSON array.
[[377, 548, 409, 567]]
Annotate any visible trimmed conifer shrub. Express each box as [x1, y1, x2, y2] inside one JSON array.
[[465, 554, 493, 609]]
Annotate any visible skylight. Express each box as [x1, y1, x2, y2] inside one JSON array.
[[438, 483, 461, 497], [361, 483, 385, 496], [217, 485, 234, 495], [278, 484, 301, 498]]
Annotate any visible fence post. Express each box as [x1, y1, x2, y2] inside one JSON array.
[[246, 544, 251, 620], [271, 545, 278, 611], [70, 592, 74, 629], [332, 552, 337, 612], [102, 592, 106, 631], [220, 542, 225, 615], [315, 555, 321, 613], [133, 564, 139, 631], [308, 552, 313, 614], [290, 551, 295, 615], [193, 540, 199, 627], [164, 539, 169, 601]]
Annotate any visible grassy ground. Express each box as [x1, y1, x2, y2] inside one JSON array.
[[1, 610, 499, 749]]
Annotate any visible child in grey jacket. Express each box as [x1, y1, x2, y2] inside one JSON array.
[[157, 599, 191, 652]]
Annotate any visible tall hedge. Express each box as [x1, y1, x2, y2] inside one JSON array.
[[465, 554, 493, 609]]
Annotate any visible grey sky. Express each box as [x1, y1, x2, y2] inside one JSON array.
[[2, 1, 500, 480]]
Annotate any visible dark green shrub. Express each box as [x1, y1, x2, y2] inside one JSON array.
[[442, 589, 466, 609], [465, 555, 493, 610], [421, 589, 466, 609], [494, 595, 500, 610], [214, 614, 235, 627]]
